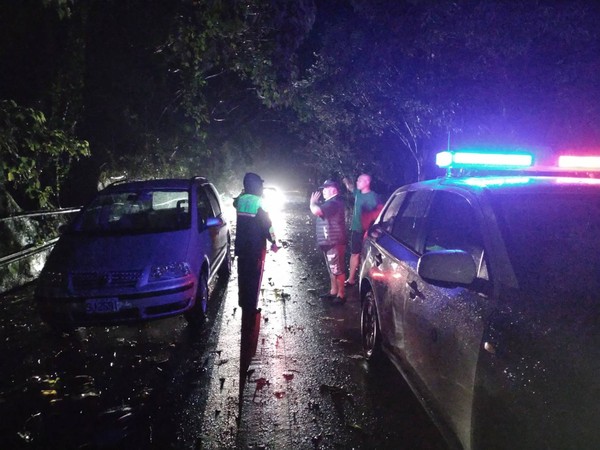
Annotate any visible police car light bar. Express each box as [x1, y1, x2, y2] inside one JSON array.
[[436, 151, 534, 169], [558, 155, 600, 170]]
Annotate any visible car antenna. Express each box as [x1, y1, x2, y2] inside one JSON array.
[[445, 131, 451, 178]]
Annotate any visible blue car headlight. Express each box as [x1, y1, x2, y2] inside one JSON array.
[[149, 262, 191, 281]]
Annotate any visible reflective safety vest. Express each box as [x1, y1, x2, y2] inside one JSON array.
[[234, 193, 275, 258]]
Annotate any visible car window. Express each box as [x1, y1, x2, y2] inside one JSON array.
[[493, 191, 600, 297], [149, 190, 190, 230], [379, 191, 407, 233], [391, 190, 432, 253], [424, 191, 488, 280], [76, 189, 190, 233], [197, 186, 214, 228], [204, 185, 222, 217]]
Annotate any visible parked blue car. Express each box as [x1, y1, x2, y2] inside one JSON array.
[[36, 177, 230, 331]]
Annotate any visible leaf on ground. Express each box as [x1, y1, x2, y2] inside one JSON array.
[[254, 378, 270, 390]]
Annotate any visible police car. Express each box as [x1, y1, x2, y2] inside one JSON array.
[[359, 150, 600, 449]]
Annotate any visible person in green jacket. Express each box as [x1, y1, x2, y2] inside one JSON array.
[[233, 172, 279, 313]]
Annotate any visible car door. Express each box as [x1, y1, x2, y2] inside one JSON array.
[[196, 185, 218, 267], [200, 184, 228, 271], [368, 189, 432, 365], [403, 190, 491, 449], [364, 191, 408, 357]]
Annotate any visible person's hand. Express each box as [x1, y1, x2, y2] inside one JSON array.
[[310, 191, 321, 205], [342, 177, 353, 191]]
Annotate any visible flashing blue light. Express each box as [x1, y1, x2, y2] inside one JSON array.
[[436, 151, 534, 169], [436, 151, 453, 168]]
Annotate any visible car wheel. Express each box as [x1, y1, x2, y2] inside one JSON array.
[[361, 288, 382, 361], [185, 270, 208, 326], [218, 241, 232, 278]]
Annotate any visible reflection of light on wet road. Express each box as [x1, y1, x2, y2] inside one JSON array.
[[195, 238, 296, 447], [264, 240, 292, 289]]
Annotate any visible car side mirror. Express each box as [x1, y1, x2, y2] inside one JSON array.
[[205, 217, 223, 228], [417, 249, 476, 286]]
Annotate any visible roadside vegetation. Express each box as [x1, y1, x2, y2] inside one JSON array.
[[1, 0, 599, 207]]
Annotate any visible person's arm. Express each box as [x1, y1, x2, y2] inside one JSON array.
[[360, 195, 384, 235], [258, 206, 280, 252], [342, 177, 354, 192], [310, 191, 324, 217], [232, 190, 244, 208], [268, 222, 280, 252]]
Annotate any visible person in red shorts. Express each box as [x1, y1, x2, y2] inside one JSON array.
[[309, 179, 347, 303], [343, 174, 382, 286]]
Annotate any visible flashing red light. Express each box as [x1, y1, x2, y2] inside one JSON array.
[[558, 155, 600, 170]]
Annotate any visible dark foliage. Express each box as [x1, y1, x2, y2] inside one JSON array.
[[1, 0, 600, 206]]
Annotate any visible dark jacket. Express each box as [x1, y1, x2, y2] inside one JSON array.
[[315, 194, 347, 247]]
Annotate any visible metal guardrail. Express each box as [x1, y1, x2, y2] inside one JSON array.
[[0, 206, 81, 223], [0, 237, 60, 267], [0, 207, 81, 269]]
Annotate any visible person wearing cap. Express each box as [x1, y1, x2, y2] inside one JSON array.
[[234, 172, 280, 313], [342, 173, 382, 286], [309, 179, 347, 303]]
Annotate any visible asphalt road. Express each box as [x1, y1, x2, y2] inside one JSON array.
[[0, 198, 448, 449]]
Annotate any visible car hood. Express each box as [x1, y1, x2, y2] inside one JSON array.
[[474, 289, 600, 448], [45, 230, 191, 272]]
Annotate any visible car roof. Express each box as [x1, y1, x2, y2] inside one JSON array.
[[403, 175, 600, 197], [101, 177, 209, 193]]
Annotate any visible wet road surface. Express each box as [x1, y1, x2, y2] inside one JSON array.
[[0, 199, 448, 449]]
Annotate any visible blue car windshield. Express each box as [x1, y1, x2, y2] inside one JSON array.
[[492, 190, 600, 298], [74, 189, 190, 233]]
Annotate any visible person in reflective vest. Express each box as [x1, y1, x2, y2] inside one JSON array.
[[234, 172, 279, 312]]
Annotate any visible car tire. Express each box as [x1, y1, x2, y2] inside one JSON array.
[[218, 241, 232, 278], [361, 288, 383, 361], [185, 270, 208, 326]]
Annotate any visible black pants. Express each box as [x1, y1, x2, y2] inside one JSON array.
[[237, 248, 266, 311]]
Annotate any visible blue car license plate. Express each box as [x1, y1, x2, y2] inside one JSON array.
[[85, 298, 119, 314]]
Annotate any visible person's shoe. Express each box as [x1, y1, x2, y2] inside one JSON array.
[[335, 296, 346, 304], [344, 279, 356, 287], [319, 293, 336, 300]]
